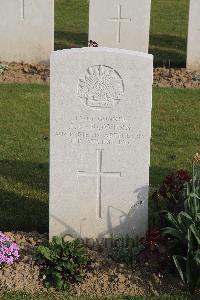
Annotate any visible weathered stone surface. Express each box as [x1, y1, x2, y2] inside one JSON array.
[[89, 0, 151, 52], [187, 0, 200, 70], [50, 48, 153, 239], [0, 0, 54, 64]]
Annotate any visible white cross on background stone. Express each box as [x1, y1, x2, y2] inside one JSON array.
[[77, 149, 121, 219], [108, 4, 132, 43], [21, 0, 25, 20]]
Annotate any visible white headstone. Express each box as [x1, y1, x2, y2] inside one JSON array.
[[0, 0, 54, 64], [187, 0, 200, 70], [89, 0, 151, 53], [50, 48, 153, 240]]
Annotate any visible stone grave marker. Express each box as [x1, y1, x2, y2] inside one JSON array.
[[50, 48, 153, 240], [0, 0, 54, 64], [89, 0, 151, 53], [187, 0, 200, 70]]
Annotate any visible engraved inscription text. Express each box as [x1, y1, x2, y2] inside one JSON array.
[[54, 115, 145, 146]]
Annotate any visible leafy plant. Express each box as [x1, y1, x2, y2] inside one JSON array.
[[36, 236, 89, 291], [159, 169, 191, 214], [109, 235, 139, 264], [162, 154, 200, 296], [173, 229, 200, 296], [162, 161, 200, 245], [137, 229, 174, 271], [0, 64, 8, 75]]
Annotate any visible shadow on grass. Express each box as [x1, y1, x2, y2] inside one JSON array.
[[55, 31, 88, 50], [55, 31, 187, 67], [0, 161, 173, 233], [149, 34, 187, 68], [0, 160, 49, 232], [0, 189, 48, 233], [150, 33, 187, 49], [0, 160, 48, 193], [149, 165, 173, 187]]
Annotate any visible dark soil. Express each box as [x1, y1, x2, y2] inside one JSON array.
[[0, 62, 50, 84], [0, 231, 184, 297], [154, 68, 200, 88], [0, 62, 200, 88]]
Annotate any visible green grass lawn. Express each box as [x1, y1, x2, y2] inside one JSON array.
[[151, 88, 200, 186], [150, 0, 189, 67], [55, 0, 89, 50], [0, 84, 49, 232], [55, 0, 189, 67], [0, 84, 199, 233]]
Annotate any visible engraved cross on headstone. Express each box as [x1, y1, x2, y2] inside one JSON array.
[[77, 149, 121, 218], [108, 4, 132, 43], [21, 0, 25, 20]]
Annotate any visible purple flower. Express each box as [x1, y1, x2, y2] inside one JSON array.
[[0, 232, 20, 264]]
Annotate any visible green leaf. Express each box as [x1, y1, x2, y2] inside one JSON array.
[[190, 224, 200, 244], [37, 246, 53, 261], [35, 236, 89, 291], [165, 212, 180, 229], [173, 255, 186, 285], [162, 227, 185, 241], [194, 250, 200, 264]]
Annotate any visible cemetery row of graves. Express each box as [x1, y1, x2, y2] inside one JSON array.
[[0, 0, 199, 299], [0, 0, 199, 69]]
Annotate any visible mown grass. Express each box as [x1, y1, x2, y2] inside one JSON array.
[[151, 87, 200, 186], [55, 0, 189, 67], [150, 0, 189, 67], [0, 291, 189, 300], [0, 84, 199, 233], [55, 0, 89, 50], [0, 84, 49, 232]]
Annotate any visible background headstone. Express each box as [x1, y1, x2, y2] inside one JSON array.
[[0, 0, 54, 64], [89, 0, 151, 52], [50, 48, 153, 240], [187, 0, 200, 70]]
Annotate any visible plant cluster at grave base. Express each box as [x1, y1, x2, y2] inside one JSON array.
[[150, 169, 191, 229], [0, 64, 8, 75], [136, 228, 175, 273], [108, 231, 173, 271], [159, 169, 191, 214], [36, 236, 89, 291], [108, 235, 140, 264], [149, 153, 200, 297]]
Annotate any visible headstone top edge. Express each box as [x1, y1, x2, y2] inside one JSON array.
[[51, 47, 153, 60]]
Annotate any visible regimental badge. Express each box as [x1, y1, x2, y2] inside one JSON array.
[[78, 65, 124, 109]]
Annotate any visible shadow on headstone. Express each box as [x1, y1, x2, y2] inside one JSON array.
[[50, 185, 148, 245]]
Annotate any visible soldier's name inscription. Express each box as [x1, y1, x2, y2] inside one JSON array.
[[54, 114, 145, 146]]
